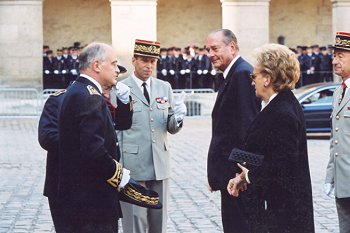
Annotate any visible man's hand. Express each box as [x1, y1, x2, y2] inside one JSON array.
[[324, 183, 335, 198], [208, 184, 213, 193], [161, 69, 167, 76], [114, 82, 130, 104], [174, 91, 187, 122], [118, 168, 131, 190]]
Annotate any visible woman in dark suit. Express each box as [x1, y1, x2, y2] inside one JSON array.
[[227, 44, 315, 233]]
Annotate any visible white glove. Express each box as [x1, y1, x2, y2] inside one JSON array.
[[210, 69, 217, 75], [118, 168, 130, 189], [324, 183, 335, 198], [71, 69, 77, 75], [161, 69, 167, 76], [185, 69, 190, 74], [44, 70, 50, 74], [169, 70, 175, 75], [54, 70, 59, 74], [62, 70, 67, 74], [114, 82, 130, 104], [203, 70, 208, 75], [197, 70, 203, 75], [180, 70, 186, 75], [174, 91, 187, 122]]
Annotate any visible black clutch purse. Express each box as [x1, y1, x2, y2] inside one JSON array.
[[229, 148, 264, 166]]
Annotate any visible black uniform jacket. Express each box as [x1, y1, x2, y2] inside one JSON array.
[[38, 86, 132, 200], [57, 76, 123, 221], [240, 90, 314, 233], [207, 57, 260, 191], [38, 90, 66, 198]]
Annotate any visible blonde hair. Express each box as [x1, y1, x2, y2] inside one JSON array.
[[254, 43, 300, 91]]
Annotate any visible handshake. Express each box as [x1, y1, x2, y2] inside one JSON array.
[[174, 91, 187, 122]]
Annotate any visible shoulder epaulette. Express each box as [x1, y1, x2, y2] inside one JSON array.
[[50, 89, 66, 97], [87, 85, 101, 96]]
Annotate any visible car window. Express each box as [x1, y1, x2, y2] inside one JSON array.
[[301, 88, 336, 105]]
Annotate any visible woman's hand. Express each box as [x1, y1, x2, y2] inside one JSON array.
[[227, 163, 249, 197]]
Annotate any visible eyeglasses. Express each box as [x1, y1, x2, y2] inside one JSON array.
[[250, 73, 259, 81], [250, 71, 265, 81]]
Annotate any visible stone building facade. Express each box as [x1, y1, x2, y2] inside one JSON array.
[[0, 0, 349, 87]]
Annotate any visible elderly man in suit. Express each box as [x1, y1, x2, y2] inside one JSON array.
[[118, 39, 186, 233], [325, 31, 350, 233], [206, 29, 260, 233], [56, 42, 132, 233]]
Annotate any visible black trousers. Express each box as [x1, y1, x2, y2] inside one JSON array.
[[48, 198, 118, 233], [48, 197, 66, 233], [220, 190, 249, 233]]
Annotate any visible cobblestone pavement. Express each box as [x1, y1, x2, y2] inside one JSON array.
[[0, 118, 339, 233]]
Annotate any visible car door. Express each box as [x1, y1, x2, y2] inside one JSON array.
[[300, 86, 336, 133]]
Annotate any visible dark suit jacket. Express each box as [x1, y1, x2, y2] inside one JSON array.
[[38, 90, 66, 198], [240, 90, 314, 233], [207, 57, 260, 191], [38, 87, 132, 202], [57, 76, 122, 221]]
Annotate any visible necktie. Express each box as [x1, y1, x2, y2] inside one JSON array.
[[142, 82, 150, 104], [103, 94, 116, 121], [339, 81, 347, 105], [217, 73, 226, 94]]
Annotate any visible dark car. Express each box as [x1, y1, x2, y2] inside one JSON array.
[[294, 82, 340, 135]]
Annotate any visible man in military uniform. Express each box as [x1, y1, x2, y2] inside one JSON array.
[[56, 42, 131, 233], [53, 49, 67, 89], [43, 50, 56, 89], [180, 48, 197, 89], [171, 47, 183, 89], [118, 39, 187, 233], [157, 48, 169, 82], [320, 46, 333, 82], [67, 47, 80, 85], [325, 31, 350, 233], [38, 62, 135, 232], [195, 47, 212, 88]]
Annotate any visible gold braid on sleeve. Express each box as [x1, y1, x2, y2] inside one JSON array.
[[107, 160, 123, 188]]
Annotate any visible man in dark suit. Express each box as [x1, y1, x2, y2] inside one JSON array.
[[38, 89, 66, 232], [57, 42, 131, 233], [206, 29, 260, 233], [38, 62, 132, 232]]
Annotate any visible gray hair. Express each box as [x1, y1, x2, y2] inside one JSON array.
[[78, 43, 108, 71], [211, 29, 239, 50]]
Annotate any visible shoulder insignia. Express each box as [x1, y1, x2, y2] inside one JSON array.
[[50, 89, 66, 97], [87, 85, 101, 96]]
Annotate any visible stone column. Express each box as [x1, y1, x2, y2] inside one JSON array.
[[110, 0, 157, 74], [220, 0, 270, 63], [0, 0, 43, 87], [331, 0, 350, 36]]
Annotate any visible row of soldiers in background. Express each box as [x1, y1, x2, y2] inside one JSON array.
[[294, 44, 333, 88], [44, 43, 332, 91], [43, 44, 82, 89], [156, 46, 221, 90]]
